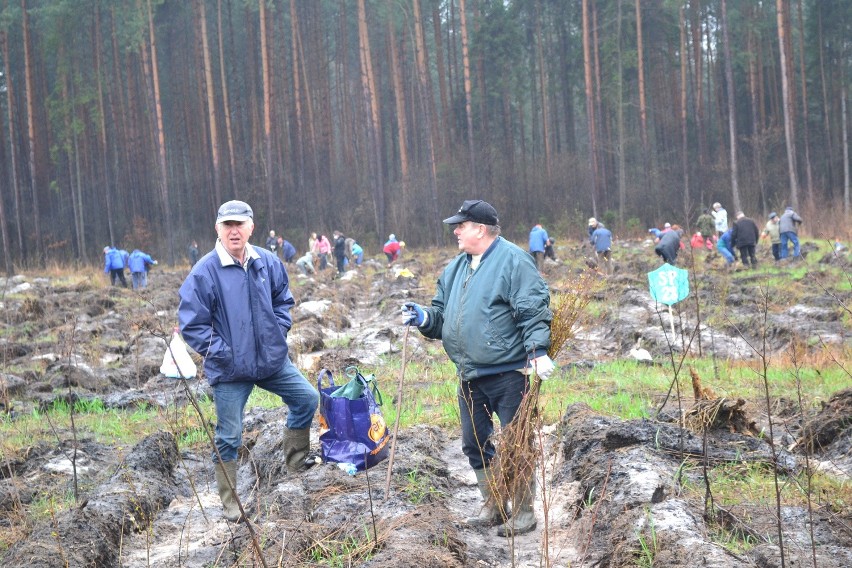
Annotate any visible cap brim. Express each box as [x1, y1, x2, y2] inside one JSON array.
[[442, 213, 468, 224], [218, 215, 251, 223]]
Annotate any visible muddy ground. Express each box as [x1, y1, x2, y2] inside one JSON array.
[[1, 239, 850, 567]]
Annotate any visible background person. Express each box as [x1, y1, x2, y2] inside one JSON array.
[[711, 202, 728, 237], [178, 200, 319, 523], [779, 206, 803, 259], [654, 226, 683, 265], [402, 199, 553, 537], [590, 221, 613, 275], [383, 234, 404, 266], [731, 211, 760, 268], [103, 246, 128, 287], [279, 237, 297, 263], [716, 228, 736, 268], [128, 249, 157, 290], [295, 251, 315, 275], [332, 231, 347, 274], [528, 223, 549, 271], [188, 240, 200, 266], [266, 230, 278, 254], [696, 208, 716, 245], [761, 212, 781, 261]]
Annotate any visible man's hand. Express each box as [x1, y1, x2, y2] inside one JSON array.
[[531, 355, 556, 380], [401, 302, 426, 326]]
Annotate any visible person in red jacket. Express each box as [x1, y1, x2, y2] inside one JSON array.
[[383, 234, 405, 267]]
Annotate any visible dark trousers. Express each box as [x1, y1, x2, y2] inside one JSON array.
[[738, 245, 757, 267], [771, 243, 781, 261], [458, 370, 528, 470], [544, 244, 557, 261], [109, 269, 128, 287], [655, 249, 677, 266], [531, 251, 544, 271]]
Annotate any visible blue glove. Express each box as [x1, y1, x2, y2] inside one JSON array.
[[402, 302, 425, 326]]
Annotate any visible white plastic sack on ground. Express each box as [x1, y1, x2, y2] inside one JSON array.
[[160, 328, 197, 379]]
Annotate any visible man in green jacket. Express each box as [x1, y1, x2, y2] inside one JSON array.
[[402, 199, 554, 537]]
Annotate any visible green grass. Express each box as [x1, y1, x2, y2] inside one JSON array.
[[680, 460, 852, 523], [0, 396, 217, 454], [402, 468, 444, 504]]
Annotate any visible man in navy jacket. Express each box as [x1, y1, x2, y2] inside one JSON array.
[[178, 200, 318, 523]]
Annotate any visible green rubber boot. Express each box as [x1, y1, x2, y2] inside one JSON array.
[[496, 475, 537, 537], [214, 460, 244, 523], [283, 427, 311, 473], [464, 468, 506, 527]]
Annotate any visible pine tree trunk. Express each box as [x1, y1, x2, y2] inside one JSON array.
[[22, 0, 43, 264], [145, 0, 175, 263], [357, 0, 385, 239], [459, 0, 477, 190], [776, 0, 800, 209], [720, 0, 741, 213], [1, 16, 25, 266], [679, 6, 690, 215], [198, 0, 222, 207], [582, 0, 598, 217], [386, 3, 410, 224], [216, 0, 237, 198], [412, 0, 440, 243], [259, 0, 274, 229]]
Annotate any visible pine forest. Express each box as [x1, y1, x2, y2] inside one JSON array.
[[0, 0, 850, 269]]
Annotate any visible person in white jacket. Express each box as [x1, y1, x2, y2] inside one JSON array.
[[711, 202, 728, 237]]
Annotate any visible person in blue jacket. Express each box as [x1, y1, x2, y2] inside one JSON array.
[[402, 199, 554, 537], [103, 246, 128, 287], [350, 241, 363, 265], [128, 249, 157, 290], [279, 238, 297, 263], [528, 223, 549, 272], [178, 200, 319, 523], [716, 228, 736, 267], [590, 222, 613, 275]]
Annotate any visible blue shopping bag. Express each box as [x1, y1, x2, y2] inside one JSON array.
[[317, 368, 390, 471]]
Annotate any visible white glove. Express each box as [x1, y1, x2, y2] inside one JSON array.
[[531, 355, 556, 380]]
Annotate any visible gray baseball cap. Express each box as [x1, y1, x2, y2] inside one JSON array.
[[217, 200, 253, 223]]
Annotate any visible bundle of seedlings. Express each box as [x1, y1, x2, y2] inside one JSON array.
[[487, 272, 598, 523]]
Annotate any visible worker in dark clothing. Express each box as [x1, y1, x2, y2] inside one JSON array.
[[730, 211, 760, 268]]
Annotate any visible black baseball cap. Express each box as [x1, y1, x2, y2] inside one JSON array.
[[442, 199, 499, 225]]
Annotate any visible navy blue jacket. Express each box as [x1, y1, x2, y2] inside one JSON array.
[[178, 241, 295, 386], [282, 240, 297, 261]]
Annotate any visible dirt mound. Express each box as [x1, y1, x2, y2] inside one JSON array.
[[3, 431, 179, 567], [800, 388, 852, 452]]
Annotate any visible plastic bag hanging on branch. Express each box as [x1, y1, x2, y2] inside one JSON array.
[[160, 327, 197, 379]]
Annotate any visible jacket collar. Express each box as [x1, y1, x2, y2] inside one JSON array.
[[466, 236, 501, 264], [215, 240, 260, 268]]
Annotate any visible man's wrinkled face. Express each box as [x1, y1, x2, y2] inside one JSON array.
[[216, 220, 254, 259], [453, 221, 484, 254]]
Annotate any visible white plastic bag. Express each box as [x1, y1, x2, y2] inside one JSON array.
[[160, 328, 197, 379]]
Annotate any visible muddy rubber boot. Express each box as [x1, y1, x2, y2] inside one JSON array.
[[464, 468, 506, 527], [214, 460, 243, 523], [497, 476, 537, 537], [283, 427, 311, 473]]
